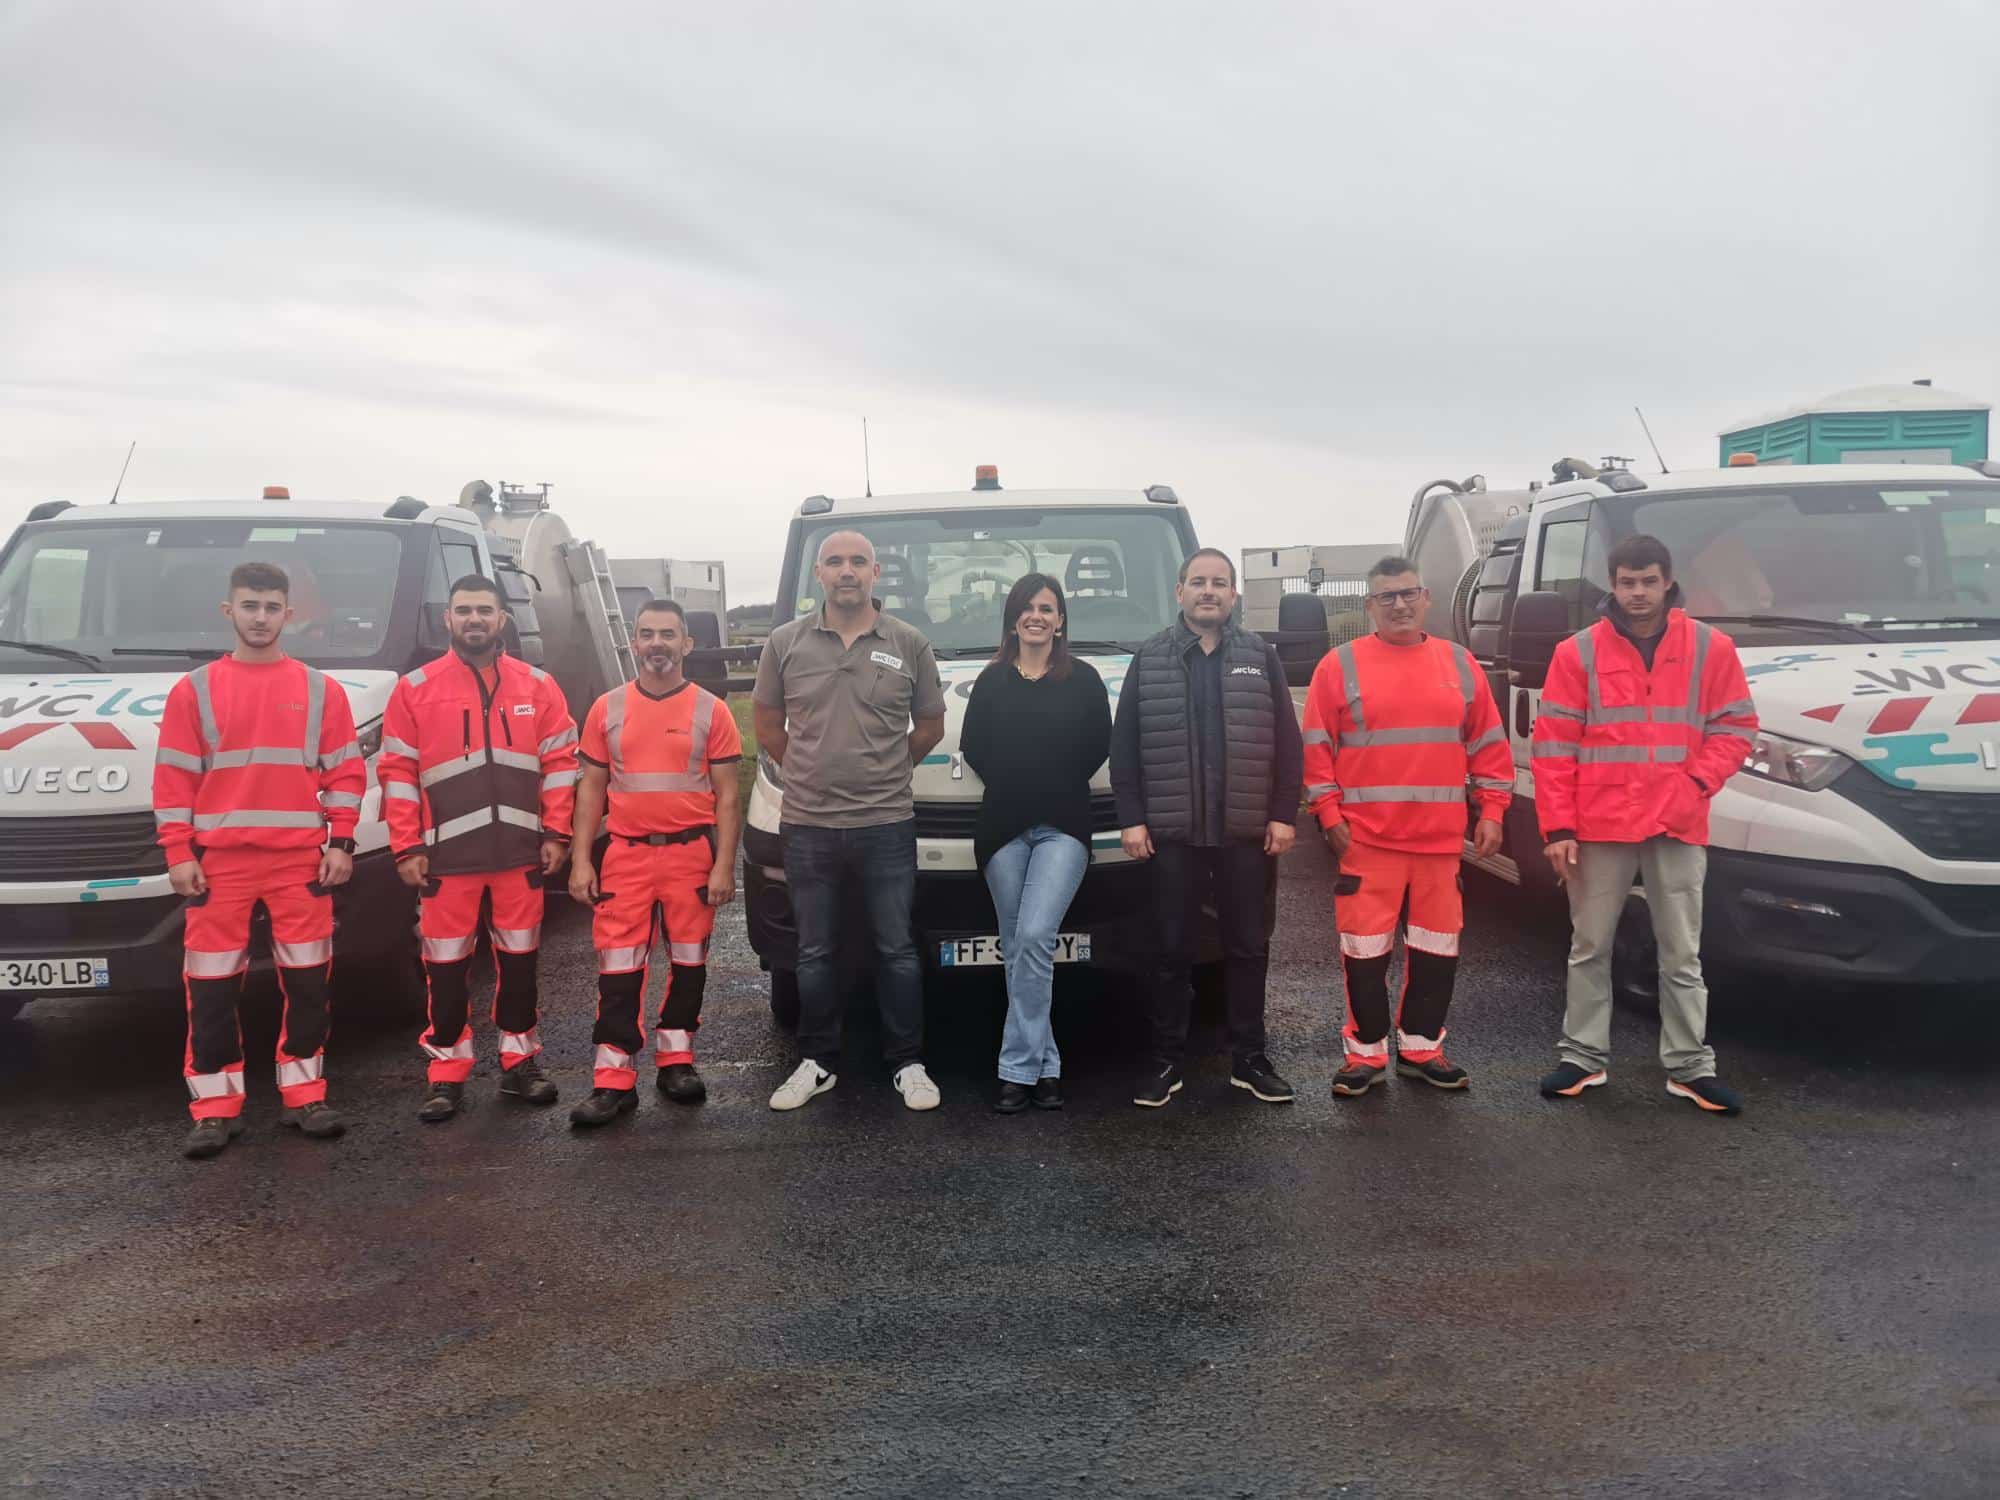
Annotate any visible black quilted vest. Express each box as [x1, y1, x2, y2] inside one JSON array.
[[1132, 621, 1276, 844]]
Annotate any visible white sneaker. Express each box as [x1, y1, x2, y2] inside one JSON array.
[[769, 1059, 835, 1111], [893, 1062, 941, 1112]]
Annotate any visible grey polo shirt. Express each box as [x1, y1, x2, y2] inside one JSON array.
[[753, 604, 946, 828]]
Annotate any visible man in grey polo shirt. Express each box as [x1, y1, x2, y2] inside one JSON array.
[[754, 529, 947, 1112]]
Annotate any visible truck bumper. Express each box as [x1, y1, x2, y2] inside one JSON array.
[[1702, 848, 2000, 987], [0, 849, 414, 998]]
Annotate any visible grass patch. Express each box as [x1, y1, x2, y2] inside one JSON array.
[[728, 693, 758, 802]]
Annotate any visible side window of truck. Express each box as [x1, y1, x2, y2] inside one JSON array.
[[1537, 517, 1591, 628]]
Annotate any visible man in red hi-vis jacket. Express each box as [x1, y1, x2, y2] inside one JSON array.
[[153, 560, 363, 1160], [376, 575, 578, 1123], [567, 598, 742, 1128], [1532, 534, 1758, 1115], [1302, 556, 1514, 1098]]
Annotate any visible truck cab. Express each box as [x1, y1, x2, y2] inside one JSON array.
[[1411, 461, 2000, 985], [742, 475, 1201, 1017]]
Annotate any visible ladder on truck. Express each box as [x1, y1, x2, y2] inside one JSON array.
[[564, 539, 638, 687]]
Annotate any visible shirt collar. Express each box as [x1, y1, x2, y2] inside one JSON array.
[[812, 601, 886, 638]]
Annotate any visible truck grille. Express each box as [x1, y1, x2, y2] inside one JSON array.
[[0, 812, 167, 882], [1831, 768, 2000, 863], [912, 792, 1121, 841]]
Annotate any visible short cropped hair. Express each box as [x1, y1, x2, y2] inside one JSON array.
[[1366, 555, 1421, 585], [1607, 534, 1674, 580], [634, 597, 687, 627], [447, 573, 504, 605], [229, 561, 289, 596], [1177, 547, 1237, 587]]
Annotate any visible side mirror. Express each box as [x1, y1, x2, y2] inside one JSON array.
[[1508, 590, 1570, 690]]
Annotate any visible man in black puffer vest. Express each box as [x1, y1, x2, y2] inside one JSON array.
[[1110, 548, 1304, 1108]]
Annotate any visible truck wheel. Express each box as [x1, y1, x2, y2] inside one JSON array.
[[769, 968, 801, 1029]]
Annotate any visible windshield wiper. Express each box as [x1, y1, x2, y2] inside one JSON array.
[[0, 637, 103, 669], [1064, 639, 1138, 653], [111, 646, 230, 661], [1695, 614, 1880, 642], [1852, 615, 2000, 631]]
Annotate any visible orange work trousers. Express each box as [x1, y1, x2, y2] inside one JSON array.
[[417, 867, 547, 1083], [1333, 841, 1462, 1066], [590, 834, 716, 1090], [181, 846, 332, 1120]]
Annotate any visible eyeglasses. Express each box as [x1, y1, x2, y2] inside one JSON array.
[[1367, 587, 1427, 607]]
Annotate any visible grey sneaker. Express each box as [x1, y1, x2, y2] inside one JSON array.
[[498, 1057, 559, 1106], [182, 1116, 245, 1160], [417, 1080, 464, 1123], [279, 1101, 346, 1139]]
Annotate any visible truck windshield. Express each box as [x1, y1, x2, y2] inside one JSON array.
[[1601, 484, 2000, 631], [788, 507, 1191, 654], [0, 520, 408, 671]]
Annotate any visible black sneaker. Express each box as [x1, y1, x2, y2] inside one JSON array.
[[499, 1057, 559, 1106], [657, 1063, 707, 1105], [1230, 1054, 1296, 1103], [1539, 1062, 1608, 1098], [1397, 1053, 1470, 1090], [569, 1087, 637, 1128], [1032, 1078, 1064, 1111], [1133, 1064, 1183, 1108], [1330, 1060, 1386, 1097], [1666, 1076, 1743, 1115], [417, 1080, 464, 1123], [279, 1101, 346, 1139], [994, 1081, 1032, 1115], [182, 1116, 244, 1160]]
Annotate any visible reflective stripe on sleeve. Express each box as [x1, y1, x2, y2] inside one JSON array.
[[273, 938, 332, 967], [1339, 931, 1394, 959], [381, 734, 420, 759], [384, 782, 421, 802], [1705, 726, 1755, 743], [1463, 725, 1505, 754], [320, 742, 361, 771], [155, 806, 195, 827], [1405, 924, 1461, 957], [156, 747, 205, 773], [1302, 728, 1332, 747], [1706, 699, 1755, 721], [540, 727, 579, 755], [1304, 783, 1339, 801], [322, 791, 363, 810], [1470, 776, 1514, 790], [185, 948, 249, 979], [542, 770, 579, 791]]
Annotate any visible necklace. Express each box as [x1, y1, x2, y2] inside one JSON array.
[[1015, 660, 1049, 681]]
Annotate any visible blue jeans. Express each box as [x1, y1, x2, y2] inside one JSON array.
[[982, 826, 1089, 1085], [782, 819, 923, 1066]]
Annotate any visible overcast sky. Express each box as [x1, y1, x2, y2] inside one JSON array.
[[3, 0, 1995, 601]]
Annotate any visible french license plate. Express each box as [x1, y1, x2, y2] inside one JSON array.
[[0, 956, 110, 992], [938, 934, 1091, 967]]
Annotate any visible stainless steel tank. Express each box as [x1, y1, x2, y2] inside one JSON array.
[[1405, 476, 1537, 646]]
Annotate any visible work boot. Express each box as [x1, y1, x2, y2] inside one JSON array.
[[182, 1116, 245, 1160], [1032, 1078, 1064, 1111], [417, 1080, 464, 1123], [1330, 1060, 1386, 1097], [499, 1057, 559, 1106], [994, 1081, 1032, 1115], [657, 1063, 707, 1105], [280, 1101, 347, 1139], [569, 1087, 637, 1128], [1397, 1053, 1471, 1090]]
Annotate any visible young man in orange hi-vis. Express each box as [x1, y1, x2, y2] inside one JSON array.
[[153, 560, 364, 1160], [1301, 556, 1514, 1097], [567, 598, 742, 1128]]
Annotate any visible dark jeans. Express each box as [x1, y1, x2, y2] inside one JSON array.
[[782, 818, 924, 1067], [1150, 841, 1272, 1066]]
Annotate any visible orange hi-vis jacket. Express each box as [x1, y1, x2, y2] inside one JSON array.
[[152, 655, 364, 868], [1301, 634, 1514, 855], [377, 651, 578, 875], [581, 680, 741, 836], [1531, 608, 1758, 846]]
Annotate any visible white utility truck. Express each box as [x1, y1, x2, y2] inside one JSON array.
[[0, 480, 636, 1019], [1407, 458, 2000, 985], [742, 467, 1209, 1022]]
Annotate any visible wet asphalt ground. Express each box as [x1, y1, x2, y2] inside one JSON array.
[[2, 835, 1996, 1499]]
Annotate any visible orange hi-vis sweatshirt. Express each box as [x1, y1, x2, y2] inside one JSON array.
[[1301, 633, 1514, 854], [152, 655, 364, 868]]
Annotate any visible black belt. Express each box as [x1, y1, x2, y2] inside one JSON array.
[[616, 824, 715, 847]]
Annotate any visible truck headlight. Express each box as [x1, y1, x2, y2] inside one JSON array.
[[1742, 730, 1850, 793]]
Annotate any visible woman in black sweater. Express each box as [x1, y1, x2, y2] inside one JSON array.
[[960, 572, 1112, 1114]]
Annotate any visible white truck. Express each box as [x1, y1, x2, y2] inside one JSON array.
[[0, 481, 634, 1019], [1407, 459, 2000, 985], [741, 468, 1209, 1022]]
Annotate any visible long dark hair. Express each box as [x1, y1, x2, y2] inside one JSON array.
[[992, 572, 1073, 681]]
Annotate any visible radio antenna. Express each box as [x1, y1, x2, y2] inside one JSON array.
[[1634, 406, 1669, 474], [862, 417, 873, 498], [109, 440, 136, 504]]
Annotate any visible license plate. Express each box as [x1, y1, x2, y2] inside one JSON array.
[[938, 933, 1091, 967], [0, 956, 110, 992]]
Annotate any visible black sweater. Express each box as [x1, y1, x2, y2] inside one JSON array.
[[960, 658, 1113, 869]]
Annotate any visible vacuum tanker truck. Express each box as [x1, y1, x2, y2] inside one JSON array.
[[0, 479, 641, 1019], [1406, 456, 2000, 987]]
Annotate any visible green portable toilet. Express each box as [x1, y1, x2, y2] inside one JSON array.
[[1719, 381, 1989, 466]]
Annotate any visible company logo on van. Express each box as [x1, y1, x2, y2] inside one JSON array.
[[5, 764, 131, 794]]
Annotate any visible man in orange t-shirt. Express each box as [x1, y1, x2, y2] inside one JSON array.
[[568, 599, 742, 1127]]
